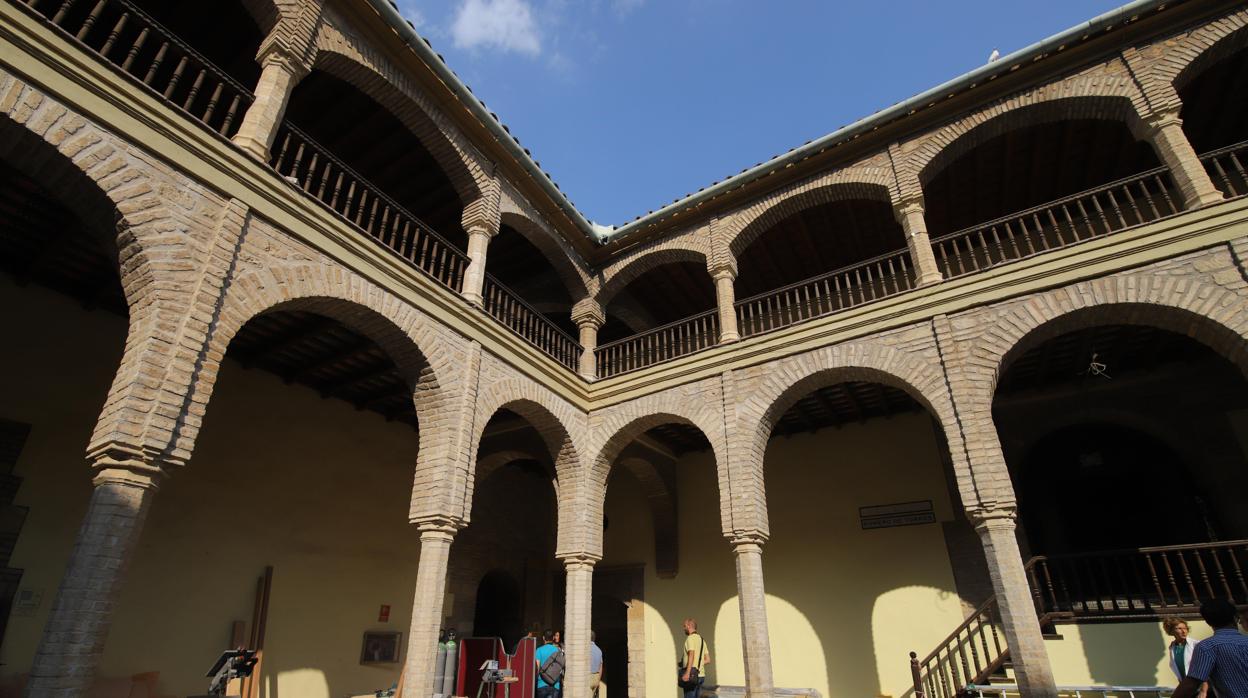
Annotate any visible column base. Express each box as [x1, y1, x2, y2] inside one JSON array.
[[916, 272, 944, 287], [719, 332, 741, 344], [231, 134, 271, 162], [1185, 189, 1226, 210], [462, 292, 484, 307]]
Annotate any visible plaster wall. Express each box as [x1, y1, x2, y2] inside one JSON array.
[[0, 279, 424, 698], [1045, 621, 1214, 688]]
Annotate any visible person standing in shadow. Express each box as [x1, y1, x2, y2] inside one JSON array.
[[1174, 599, 1248, 698]]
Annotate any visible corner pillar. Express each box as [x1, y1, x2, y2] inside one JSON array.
[[971, 508, 1057, 698], [562, 554, 599, 698], [1145, 109, 1223, 209], [231, 47, 306, 161], [892, 197, 944, 286], [571, 298, 604, 380], [711, 264, 741, 344], [731, 532, 774, 698], [25, 447, 167, 698], [402, 520, 460, 698]]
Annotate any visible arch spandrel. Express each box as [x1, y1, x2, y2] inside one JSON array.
[[311, 20, 486, 206], [1123, 8, 1248, 106]]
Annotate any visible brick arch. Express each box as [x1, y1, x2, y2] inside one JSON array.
[[723, 172, 894, 259], [474, 447, 551, 495], [499, 209, 590, 302], [595, 243, 710, 309], [615, 456, 679, 578], [901, 80, 1146, 198], [978, 287, 1248, 403], [1169, 14, 1248, 94], [738, 341, 976, 512], [468, 389, 587, 556], [588, 387, 728, 548], [311, 34, 484, 206]]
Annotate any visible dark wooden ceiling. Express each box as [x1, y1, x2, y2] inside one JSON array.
[[735, 198, 907, 300], [285, 69, 466, 250], [0, 161, 125, 316], [600, 261, 717, 343], [995, 323, 1241, 398], [1179, 43, 1248, 154], [923, 119, 1160, 238], [488, 225, 577, 336]]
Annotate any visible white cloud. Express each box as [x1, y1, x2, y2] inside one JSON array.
[[450, 0, 542, 56], [611, 0, 644, 16]]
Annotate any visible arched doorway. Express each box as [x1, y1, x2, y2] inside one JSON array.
[[474, 570, 524, 650]]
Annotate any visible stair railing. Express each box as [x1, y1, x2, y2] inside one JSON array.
[[911, 540, 1248, 698]]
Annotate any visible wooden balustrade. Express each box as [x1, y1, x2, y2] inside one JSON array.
[[595, 310, 719, 378], [735, 249, 914, 338], [268, 122, 470, 292], [912, 541, 1248, 698], [931, 167, 1182, 279], [1027, 540, 1248, 620], [1202, 138, 1248, 199], [481, 276, 580, 369], [21, 0, 254, 138]]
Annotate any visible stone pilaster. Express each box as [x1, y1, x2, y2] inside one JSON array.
[[711, 263, 741, 344], [562, 554, 598, 698], [231, 47, 307, 160], [401, 520, 459, 698], [572, 298, 604, 381], [972, 508, 1057, 698], [460, 178, 502, 306], [25, 446, 165, 698], [892, 197, 944, 286], [731, 532, 774, 698], [1145, 109, 1223, 210]]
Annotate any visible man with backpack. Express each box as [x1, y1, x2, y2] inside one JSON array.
[[680, 618, 711, 698], [535, 628, 565, 698]]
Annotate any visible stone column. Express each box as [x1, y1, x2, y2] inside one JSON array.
[[892, 197, 944, 286], [460, 225, 494, 307], [972, 508, 1058, 698], [571, 298, 604, 381], [402, 521, 458, 698], [712, 264, 741, 344], [562, 555, 597, 698], [231, 47, 306, 161], [1145, 109, 1223, 210], [732, 532, 774, 698], [25, 447, 164, 698]]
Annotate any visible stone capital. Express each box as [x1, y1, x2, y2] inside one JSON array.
[[892, 195, 926, 224], [571, 298, 605, 329], [256, 39, 311, 79], [413, 515, 463, 539], [464, 223, 496, 240], [709, 260, 738, 281], [558, 552, 601, 571], [968, 505, 1018, 532], [1145, 107, 1184, 135], [728, 529, 769, 551], [87, 442, 167, 490]]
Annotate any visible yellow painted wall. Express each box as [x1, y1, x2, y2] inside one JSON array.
[[1046, 620, 1213, 689], [0, 279, 424, 698], [602, 412, 967, 698]]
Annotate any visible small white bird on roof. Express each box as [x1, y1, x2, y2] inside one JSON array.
[[988, 48, 1000, 62]]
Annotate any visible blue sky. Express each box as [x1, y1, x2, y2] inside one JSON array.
[[397, 0, 1124, 227]]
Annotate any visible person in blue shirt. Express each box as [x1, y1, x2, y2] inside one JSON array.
[[589, 630, 604, 698], [1174, 599, 1248, 698], [535, 628, 563, 698]]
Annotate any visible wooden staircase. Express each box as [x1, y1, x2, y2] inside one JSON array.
[[909, 540, 1248, 698]]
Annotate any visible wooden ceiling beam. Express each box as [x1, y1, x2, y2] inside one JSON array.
[[287, 338, 377, 383], [234, 316, 337, 367]]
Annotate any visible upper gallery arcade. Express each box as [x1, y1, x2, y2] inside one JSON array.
[[1, 0, 1248, 697]]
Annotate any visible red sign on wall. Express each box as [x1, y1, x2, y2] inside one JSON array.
[[378, 605, 391, 622]]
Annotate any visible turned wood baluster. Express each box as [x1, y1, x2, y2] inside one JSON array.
[[121, 25, 148, 72], [75, 0, 108, 41]]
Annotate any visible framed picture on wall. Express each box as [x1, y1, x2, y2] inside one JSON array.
[[360, 631, 402, 665]]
